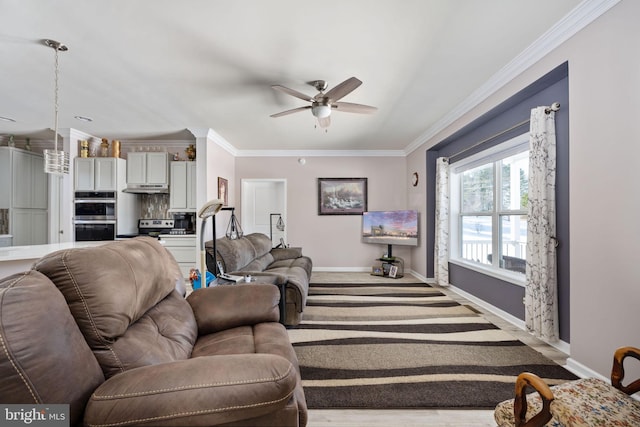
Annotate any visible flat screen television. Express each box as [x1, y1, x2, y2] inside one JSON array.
[[362, 210, 418, 257]]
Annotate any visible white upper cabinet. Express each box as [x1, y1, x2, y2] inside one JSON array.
[[146, 152, 169, 185], [170, 161, 196, 211], [74, 158, 117, 191], [127, 152, 169, 186], [126, 152, 147, 185]]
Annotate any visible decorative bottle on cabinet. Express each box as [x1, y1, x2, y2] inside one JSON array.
[[111, 140, 120, 158], [100, 138, 109, 157], [80, 140, 89, 158]]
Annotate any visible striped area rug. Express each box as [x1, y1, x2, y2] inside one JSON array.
[[288, 282, 577, 409]]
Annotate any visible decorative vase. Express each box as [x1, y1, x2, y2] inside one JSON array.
[[185, 144, 196, 161]]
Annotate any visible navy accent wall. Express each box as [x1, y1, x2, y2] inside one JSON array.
[[426, 62, 570, 342]]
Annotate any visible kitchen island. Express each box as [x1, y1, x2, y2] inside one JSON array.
[[0, 241, 106, 277]]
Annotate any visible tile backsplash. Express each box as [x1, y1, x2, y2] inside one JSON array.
[[140, 194, 170, 219], [0, 209, 7, 234]]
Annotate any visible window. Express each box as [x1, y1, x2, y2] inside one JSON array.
[[451, 134, 528, 277]]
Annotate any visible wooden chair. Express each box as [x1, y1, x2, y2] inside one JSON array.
[[494, 346, 640, 426]]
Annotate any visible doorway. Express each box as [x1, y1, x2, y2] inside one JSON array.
[[241, 179, 287, 247]]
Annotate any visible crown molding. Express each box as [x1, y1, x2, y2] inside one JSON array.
[[188, 127, 238, 156], [404, 0, 622, 156], [235, 149, 406, 158]]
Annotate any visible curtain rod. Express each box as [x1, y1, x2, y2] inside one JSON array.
[[447, 102, 560, 163]]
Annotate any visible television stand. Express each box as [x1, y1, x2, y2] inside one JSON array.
[[371, 256, 404, 279]]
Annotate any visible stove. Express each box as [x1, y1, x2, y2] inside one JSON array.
[[115, 218, 196, 240], [138, 219, 175, 237]]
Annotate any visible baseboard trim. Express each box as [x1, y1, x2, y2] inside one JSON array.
[[448, 284, 572, 358], [312, 268, 435, 281], [565, 357, 608, 381], [312, 267, 371, 272]]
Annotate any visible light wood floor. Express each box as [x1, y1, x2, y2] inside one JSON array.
[[304, 272, 569, 427]]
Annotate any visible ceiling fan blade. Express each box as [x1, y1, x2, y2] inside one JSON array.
[[271, 85, 315, 102], [323, 77, 362, 102], [270, 106, 311, 118], [333, 102, 378, 114], [317, 115, 331, 128]]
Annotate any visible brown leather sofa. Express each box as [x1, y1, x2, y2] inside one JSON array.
[[0, 237, 307, 427], [205, 233, 312, 326]]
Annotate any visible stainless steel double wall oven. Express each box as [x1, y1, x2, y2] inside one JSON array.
[[74, 191, 117, 241]]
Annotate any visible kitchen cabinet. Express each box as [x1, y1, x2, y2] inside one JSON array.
[[0, 147, 48, 246], [160, 235, 197, 278], [8, 149, 47, 209], [170, 161, 196, 211], [11, 209, 47, 246], [74, 157, 118, 191], [127, 152, 169, 186]]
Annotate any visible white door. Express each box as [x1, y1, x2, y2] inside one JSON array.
[[241, 179, 286, 247]]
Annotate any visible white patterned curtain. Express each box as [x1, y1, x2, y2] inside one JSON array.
[[525, 107, 558, 342], [434, 157, 450, 286]]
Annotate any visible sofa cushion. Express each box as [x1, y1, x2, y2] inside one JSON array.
[[243, 252, 275, 272], [97, 291, 198, 378], [269, 257, 313, 279], [85, 354, 298, 427], [213, 236, 258, 272], [245, 233, 273, 257], [34, 237, 198, 378], [0, 271, 105, 426], [271, 247, 303, 261]]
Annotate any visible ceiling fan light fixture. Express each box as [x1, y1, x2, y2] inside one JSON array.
[[311, 103, 331, 118]]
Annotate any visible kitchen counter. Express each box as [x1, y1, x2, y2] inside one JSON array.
[[0, 241, 107, 277], [0, 235, 12, 248]]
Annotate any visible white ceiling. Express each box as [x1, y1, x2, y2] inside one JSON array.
[[1, 0, 583, 152]]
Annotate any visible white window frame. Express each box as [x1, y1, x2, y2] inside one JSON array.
[[449, 133, 529, 287]]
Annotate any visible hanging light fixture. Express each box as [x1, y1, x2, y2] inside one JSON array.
[[43, 39, 69, 175]]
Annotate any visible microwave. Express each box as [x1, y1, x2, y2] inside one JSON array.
[[74, 191, 116, 221]]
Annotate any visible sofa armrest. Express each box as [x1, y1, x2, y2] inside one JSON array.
[[271, 247, 302, 261], [187, 284, 280, 334], [84, 354, 297, 427]]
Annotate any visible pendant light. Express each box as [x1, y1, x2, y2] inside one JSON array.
[[222, 207, 244, 240], [43, 39, 69, 175]]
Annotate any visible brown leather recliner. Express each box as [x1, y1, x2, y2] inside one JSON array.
[[0, 237, 307, 427]]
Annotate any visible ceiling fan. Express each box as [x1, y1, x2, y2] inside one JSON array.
[[270, 77, 377, 128]]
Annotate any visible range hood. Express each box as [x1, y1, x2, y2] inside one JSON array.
[[123, 184, 169, 194]]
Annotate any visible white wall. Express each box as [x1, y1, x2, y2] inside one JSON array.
[[407, 0, 639, 378], [192, 129, 236, 242], [235, 155, 409, 270]]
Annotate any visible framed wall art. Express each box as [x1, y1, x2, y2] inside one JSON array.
[[218, 177, 228, 206], [318, 177, 368, 215]]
